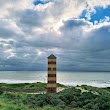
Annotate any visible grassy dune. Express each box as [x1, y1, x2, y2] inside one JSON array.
[[0, 83, 110, 110], [0, 82, 66, 93]]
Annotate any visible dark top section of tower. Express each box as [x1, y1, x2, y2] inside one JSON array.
[[48, 54, 56, 59]]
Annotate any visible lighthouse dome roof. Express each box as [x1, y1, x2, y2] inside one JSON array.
[[48, 54, 56, 59]]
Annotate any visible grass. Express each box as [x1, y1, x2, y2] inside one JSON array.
[[0, 82, 66, 93], [0, 83, 110, 110]]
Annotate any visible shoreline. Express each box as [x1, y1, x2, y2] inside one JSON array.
[[0, 82, 110, 88], [0, 80, 110, 88]]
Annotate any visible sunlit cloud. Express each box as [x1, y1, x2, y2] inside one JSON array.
[[0, 0, 110, 71]]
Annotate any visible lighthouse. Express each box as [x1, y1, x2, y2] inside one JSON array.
[[47, 54, 57, 93]]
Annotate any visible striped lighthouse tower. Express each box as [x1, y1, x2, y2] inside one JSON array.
[[47, 54, 57, 93]]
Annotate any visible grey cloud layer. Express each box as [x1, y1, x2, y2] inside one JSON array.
[[0, 0, 110, 71]]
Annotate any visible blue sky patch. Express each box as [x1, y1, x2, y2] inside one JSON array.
[[80, 5, 110, 23], [33, 0, 52, 5]]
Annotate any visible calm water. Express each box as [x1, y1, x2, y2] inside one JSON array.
[[0, 71, 110, 87]]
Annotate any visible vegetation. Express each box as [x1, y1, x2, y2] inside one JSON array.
[[0, 83, 110, 110], [0, 82, 66, 93]]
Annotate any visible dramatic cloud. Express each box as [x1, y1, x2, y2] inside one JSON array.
[[0, 0, 110, 71]]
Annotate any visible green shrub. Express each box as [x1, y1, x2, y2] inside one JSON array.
[[1, 83, 110, 110], [0, 90, 3, 95]]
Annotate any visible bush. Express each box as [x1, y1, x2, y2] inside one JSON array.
[[83, 103, 93, 110], [35, 94, 64, 107], [1, 83, 110, 110], [70, 101, 78, 108], [0, 90, 3, 95], [40, 105, 63, 110], [80, 92, 97, 100], [3, 92, 17, 99]]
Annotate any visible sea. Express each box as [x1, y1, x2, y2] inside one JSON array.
[[0, 71, 110, 87]]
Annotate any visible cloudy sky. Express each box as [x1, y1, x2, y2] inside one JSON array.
[[0, 0, 110, 71]]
